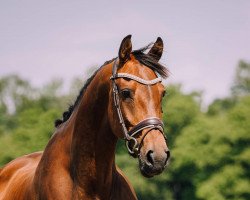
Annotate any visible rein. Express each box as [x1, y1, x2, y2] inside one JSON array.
[[110, 59, 167, 157]]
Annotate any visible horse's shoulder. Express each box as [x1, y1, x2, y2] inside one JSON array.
[[0, 151, 42, 176], [0, 152, 43, 199], [0, 151, 42, 183]]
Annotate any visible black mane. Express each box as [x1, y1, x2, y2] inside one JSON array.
[[54, 58, 115, 127], [55, 44, 168, 127]]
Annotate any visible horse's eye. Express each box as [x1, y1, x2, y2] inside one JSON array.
[[120, 89, 132, 99]]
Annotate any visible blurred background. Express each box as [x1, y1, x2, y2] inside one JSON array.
[[0, 1, 249, 199]]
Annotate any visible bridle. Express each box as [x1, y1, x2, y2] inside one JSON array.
[[110, 59, 167, 157]]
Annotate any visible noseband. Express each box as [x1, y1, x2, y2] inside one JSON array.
[[110, 59, 167, 157]]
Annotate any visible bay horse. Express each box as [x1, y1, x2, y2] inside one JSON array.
[[0, 35, 170, 200]]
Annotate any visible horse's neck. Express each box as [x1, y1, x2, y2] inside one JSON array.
[[69, 65, 118, 198]]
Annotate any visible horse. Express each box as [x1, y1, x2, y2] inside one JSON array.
[[0, 35, 170, 200]]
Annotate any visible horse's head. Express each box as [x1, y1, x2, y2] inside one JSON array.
[[108, 35, 170, 178]]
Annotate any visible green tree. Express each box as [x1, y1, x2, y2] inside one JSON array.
[[207, 98, 236, 116], [231, 60, 250, 96], [0, 75, 36, 114], [163, 84, 201, 144]]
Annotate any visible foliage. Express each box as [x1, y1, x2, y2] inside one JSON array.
[[163, 84, 201, 144], [231, 60, 250, 96], [0, 61, 249, 200], [207, 98, 236, 116]]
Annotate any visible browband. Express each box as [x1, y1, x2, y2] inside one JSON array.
[[110, 59, 162, 85], [110, 73, 162, 85]]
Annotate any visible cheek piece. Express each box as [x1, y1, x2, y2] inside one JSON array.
[[110, 59, 167, 157]]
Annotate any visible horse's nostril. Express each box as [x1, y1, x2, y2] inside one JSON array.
[[164, 150, 170, 165], [146, 150, 154, 165]]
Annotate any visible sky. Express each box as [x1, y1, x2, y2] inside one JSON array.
[[0, 0, 250, 105]]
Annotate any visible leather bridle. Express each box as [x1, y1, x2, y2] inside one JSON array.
[[110, 59, 167, 157]]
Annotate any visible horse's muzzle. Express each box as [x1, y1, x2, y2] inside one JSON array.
[[139, 148, 170, 178]]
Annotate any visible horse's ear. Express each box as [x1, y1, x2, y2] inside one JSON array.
[[119, 35, 132, 63], [148, 37, 164, 61]]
